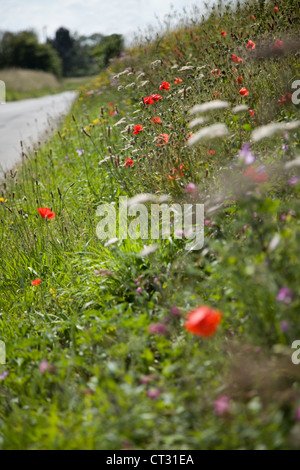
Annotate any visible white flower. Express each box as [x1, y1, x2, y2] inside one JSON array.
[[232, 105, 249, 113], [189, 117, 207, 128], [189, 100, 230, 115], [251, 121, 300, 142], [188, 124, 229, 145]]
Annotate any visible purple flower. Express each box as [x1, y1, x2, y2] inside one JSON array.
[[282, 144, 288, 151], [146, 388, 161, 399], [140, 374, 156, 384], [287, 176, 299, 185], [214, 395, 230, 415], [239, 143, 255, 165], [153, 277, 158, 284], [184, 183, 198, 197], [136, 287, 142, 294], [276, 287, 293, 304], [76, 149, 84, 156], [280, 321, 290, 333], [0, 371, 8, 381], [170, 306, 182, 317], [148, 323, 169, 335]]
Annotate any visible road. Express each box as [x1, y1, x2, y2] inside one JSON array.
[[0, 91, 77, 173]]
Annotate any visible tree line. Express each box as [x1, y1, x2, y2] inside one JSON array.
[[0, 28, 124, 77]]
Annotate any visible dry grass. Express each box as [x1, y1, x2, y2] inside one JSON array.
[[0, 68, 60, 92]]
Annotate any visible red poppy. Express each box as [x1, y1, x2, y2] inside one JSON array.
[[110, 110, 114, 115], [278, 93, 292, 105], [125, 158, 134, 167], [249, 109, 255, 116], [159, 81, 170, 91], [151, 94, 162, 102], [239, 87, 249, 96], [237, 75, 243, 84], [211, 69, 220, 77], [157, 133, 169, 146], [37, 207, 55, 219], [169, 164, 185, 180], [133, 125, 143, 135], [251, 15, 255, 19], [232, 54, 244, 64], [143, 96, 154, 105], [244, 166, 268, 183], [274, 6, 279, 12], [31, 279, 41, 286], [151, 117, 162, 124], [274, 39, 284, 50], [185, 306, 222, 337], [246, 40, 256, 50], [207, 150, 215, 155], [108, 103, 114, 107], [221, 31, 227, 36], [174, 78, 183, 84]]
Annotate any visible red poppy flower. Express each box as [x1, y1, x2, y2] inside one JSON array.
[[232, 54, 244, 64], [251, 15, 255, 19], [246, 40, 256, 50], [37, 207, 55, 219], [239, 87, 249, 96], [108, 103, 114, 108], [207, 150, 215, 155], [159, 81, 170, 91], [278, 93, 292, 105], [274, 6, 279, 12], [237, 75, 243, 84], [125, 158, 134, 167], [211, 69, 220, 77], [110, 110, 114, 115], [151, 94, 162, 102], [157, 133, 169, 146], [174, 78, 183, 84], [274, 39, 284, 50], [143, 96, 154, 105], [249, 109, 255, 116], [133, 125, 143, 135], [185, 306, 222, 337], [244, 166, 268, 183], [31, 279, 41, 286], [221, 31, 227, 36], [151, 117, 162, 124]]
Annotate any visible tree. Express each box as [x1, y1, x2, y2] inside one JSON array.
[[93, 34, 124, 70]]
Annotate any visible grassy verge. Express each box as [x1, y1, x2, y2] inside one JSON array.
[[0, 0, 300, 449]]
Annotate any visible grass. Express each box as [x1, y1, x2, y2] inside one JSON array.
[[0, 0, 300, 449], [0, 68, 96, 101]]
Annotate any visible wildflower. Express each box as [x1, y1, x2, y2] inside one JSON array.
[[140, 375, 156, 384], [274, 6, 279, 12], [0, 371, 8, 381], [174, 78, 183, 83], [276, 287, 293, 304], [239, 87, 249, 96], [278, 94, 292, 105], [246, 40, 256, 50], [147, 388, 161, 399], [157, 133, 169, 146], [188, 123, 229, 145], [237, 76, 243, 84], [295, 407, 300, 421], [170, 306, 182, 317], [76, 149, 84, 155], [37, 207, 56, 219], [239, 143, 255, 165], [274, 39, 284, 50], [280, 321, 290, 333], [31, 279, 41, 286], [151, 117, 162, 124], [214, 395, 230, 415], [125, 158, 134, 167], [232, 54, 244, 64], [221, 31, 227, 36], [136, 287, 142, 294], [143, 96, 154, 105], [110, 110, 114, 115], [251, 15, 255, 19], [108, 102, 114, 107], [133, 124, 143, 135], [287, 176, 299, 185], [184, 183, 198, 196], [211, 69, 220, 77], [159, 81, 170, 91], [249, 109, 255, 116], [151, 94, 162, 102], [148, 323, 169, 335], [207, 150, 215, 155], [189, 100, 229, 114], [185, 305, 222, 337], [39, 360, 49, 374], [243, 165, 268, 182]]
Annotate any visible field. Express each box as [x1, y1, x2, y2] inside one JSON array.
[[0, 68, 95, 101], [0, 0, 300, 449]]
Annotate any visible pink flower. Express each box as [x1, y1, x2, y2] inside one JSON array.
[[148, 323, 169, 335], [39, 360, 49, 374], [147, 388, 161, 399], [0, 371, 8, 381], [214, 395, 230, 415]]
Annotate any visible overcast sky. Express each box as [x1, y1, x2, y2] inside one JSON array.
[[1, 0, 209, 42]]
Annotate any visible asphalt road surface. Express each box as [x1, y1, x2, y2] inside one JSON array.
[[0, 91, 77, 174]]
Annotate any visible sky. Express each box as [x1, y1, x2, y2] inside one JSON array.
[[0, 0, 208, 42]]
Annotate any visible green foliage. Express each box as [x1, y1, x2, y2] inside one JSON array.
[[0, 0, 300, 450], [93, 34, 124, 70]]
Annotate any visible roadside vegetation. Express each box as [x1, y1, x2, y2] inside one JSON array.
[[0, 0, 300, 449]]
